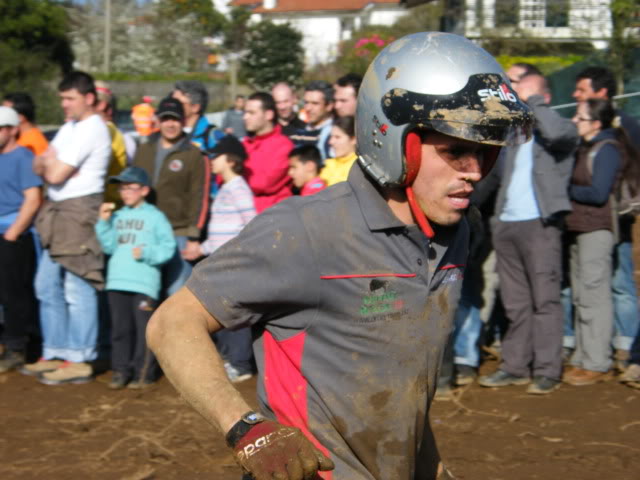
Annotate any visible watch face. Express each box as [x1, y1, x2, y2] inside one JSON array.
[[243, 412, 265, 424]]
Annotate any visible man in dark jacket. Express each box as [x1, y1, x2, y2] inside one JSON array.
[[133, 97, 210, 296], [479, 71, 579, 395]]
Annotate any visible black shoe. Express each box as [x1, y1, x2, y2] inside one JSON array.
[[108, 372, 130, 390], [0, 350, 25, 373], [455, 364, 477, 386], [527, 376, 561, 395], [478, 370, 530, 387]]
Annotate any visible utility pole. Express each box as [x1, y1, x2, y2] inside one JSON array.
[[103, 0, 111, 74]]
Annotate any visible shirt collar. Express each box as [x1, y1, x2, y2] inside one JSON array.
[[347, 161, 407, 231]]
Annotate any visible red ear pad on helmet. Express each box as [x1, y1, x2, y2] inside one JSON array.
[[403, 130, 422, 186]]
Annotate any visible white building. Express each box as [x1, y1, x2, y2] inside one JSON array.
[[229, 0, 407, 65], [464, 0, 613, 49]]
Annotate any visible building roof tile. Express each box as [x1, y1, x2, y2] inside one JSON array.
[[230, 0, 401, 13]]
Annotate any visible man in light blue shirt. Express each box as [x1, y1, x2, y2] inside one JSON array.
[[479, 69, 578, 395]]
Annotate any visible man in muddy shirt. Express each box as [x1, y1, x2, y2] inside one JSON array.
[[147, 32, 533, 480]]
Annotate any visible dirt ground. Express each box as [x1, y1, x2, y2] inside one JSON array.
[[1, 359, 638, 480]]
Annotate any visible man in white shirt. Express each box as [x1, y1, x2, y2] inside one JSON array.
[[25, 71, 111, 385]]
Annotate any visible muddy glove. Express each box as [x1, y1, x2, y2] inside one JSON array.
[[226, 412, 334, 480]]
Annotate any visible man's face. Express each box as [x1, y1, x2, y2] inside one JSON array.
[[172, 90, 200, 121], [234, 97, 245, 111], [159, 116, 184, 142], [506, 65, 527, 86], [243, 99, 271, 134], [59, 88, 94, 121], [573, 78, 608, 103], [333, 85, 357, 117], [0, 125, 18, 150], [288, 156, 312, 188], [272, 86, 296, 120], [411, 132, 485, 226], [303, 90, 333, 126]]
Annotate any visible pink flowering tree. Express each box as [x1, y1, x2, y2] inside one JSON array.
[[337, 29, 396, 75]]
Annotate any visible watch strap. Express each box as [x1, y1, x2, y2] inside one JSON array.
[[225, 411, 265, 448]]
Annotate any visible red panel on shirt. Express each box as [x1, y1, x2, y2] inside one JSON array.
[[263, 330, 332, 479]]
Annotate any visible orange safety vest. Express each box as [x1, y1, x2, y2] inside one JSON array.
[[132, 103, 155, 136]]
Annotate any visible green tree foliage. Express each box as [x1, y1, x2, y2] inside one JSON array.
[[610, 0, 640, 92], [241, 21, 304, 90], [222, 6, 252, 52], [0, 0, 73, 124], [157, 0, 226, 36]]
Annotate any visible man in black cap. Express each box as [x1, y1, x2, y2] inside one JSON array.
[[133, 97, 210, 297]]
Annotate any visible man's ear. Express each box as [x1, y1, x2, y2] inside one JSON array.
[[265, 108, 275, 123], [594, 88, 609, 100], [194, 103, 202, 115]]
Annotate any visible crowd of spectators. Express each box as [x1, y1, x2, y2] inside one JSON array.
[[0, 65, 639, 396]]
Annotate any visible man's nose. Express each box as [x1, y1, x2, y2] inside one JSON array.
[[461, 154, 482, 182]]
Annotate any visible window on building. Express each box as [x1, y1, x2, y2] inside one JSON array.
[[545, 0, 569, 27], [495, 0, 519, 27]]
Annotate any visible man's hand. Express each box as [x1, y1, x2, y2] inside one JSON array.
[[99, 202, 116, 221], [232, 420, 334, 480], [181, 240, 202, 261], [3, 228, 19, 242], [132, 245, 143, 260]]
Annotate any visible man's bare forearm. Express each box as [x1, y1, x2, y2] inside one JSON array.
[[147, 287, 252, 433]]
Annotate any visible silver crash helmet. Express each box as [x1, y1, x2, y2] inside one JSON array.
[[356, 32, 534, 187]]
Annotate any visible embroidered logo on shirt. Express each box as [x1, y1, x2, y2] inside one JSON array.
[[440, 268, 464, 285], [169, 159, 184, 172], [358, 279, 406, 322]]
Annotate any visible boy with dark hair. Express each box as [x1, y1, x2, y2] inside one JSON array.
[[2, 92, 49, 156], [95, 166, 176, 389], [183, 135, 257, 383], [287, 144, 326, 196]]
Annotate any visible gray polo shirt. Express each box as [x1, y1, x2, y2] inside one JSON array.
[[187, 163, 469, 479]]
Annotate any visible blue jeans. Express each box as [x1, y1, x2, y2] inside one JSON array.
[[612, 242, 640, 350], [35, 250, 98, 362], [163, 235, 193, 297], [562, 285, 575, 349], [453, 295, 482, 367], [214, 327, 254, 374]]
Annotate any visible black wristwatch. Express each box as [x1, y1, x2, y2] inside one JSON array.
[[225, 411, 266, 448]]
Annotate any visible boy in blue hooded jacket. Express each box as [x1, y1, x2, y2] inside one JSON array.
[[95, 167, 176, 389]]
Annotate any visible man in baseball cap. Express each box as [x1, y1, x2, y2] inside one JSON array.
[[132, 96, 210, 298], [0, 105, 43, 374], [0, 105, 19, 128]]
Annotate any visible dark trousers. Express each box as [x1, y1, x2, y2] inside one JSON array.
[[494, 219, 564, 380], [214, 327, 254, 374], [0, 233, 38, 351], [107, 291, 159, 381], [630, 325, 640, 365]]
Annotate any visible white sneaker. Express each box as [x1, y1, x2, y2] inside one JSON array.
[[224, 363, 253, 384]]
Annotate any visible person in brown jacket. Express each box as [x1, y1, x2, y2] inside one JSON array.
[[133, 97, 210, 297]]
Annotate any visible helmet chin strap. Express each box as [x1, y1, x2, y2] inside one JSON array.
[[406, 186, 435, 238], [404, 130, 434, 238]]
